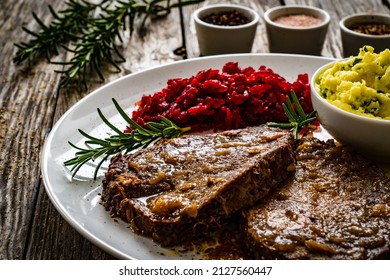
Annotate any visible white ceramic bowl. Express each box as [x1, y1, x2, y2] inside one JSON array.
[[193, 4, 259, 56], [340, 13, 390, 57], [263, 5, 330, 55], [311, 60, 390, 163]]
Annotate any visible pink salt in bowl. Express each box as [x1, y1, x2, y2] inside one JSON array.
[[263, 5, 330, 55]]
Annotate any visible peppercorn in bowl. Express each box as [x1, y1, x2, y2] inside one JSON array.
[[193, 4, 259, 56], [310, 46, 390, 163]]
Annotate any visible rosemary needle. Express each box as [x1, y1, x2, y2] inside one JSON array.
[[268, 91, 317, 139], [64, 98, 191, 179]]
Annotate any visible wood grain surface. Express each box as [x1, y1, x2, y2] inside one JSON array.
[[0, 0, 389, 259]]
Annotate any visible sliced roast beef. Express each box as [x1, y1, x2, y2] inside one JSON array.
[[101, 126, 295, 246], [243, 138, 390, 260]]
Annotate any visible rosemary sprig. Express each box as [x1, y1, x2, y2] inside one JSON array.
[[13, 0, 204, 88], [13, 0, 106, 65], [64, 98, 191, 179], [268, 91, 317, 139]]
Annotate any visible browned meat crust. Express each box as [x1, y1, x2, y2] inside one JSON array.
[[242, 137, 390, 260], [101, 126, 295, 246]]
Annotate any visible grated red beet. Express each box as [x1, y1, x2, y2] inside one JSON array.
[[130, 62, 313, 132]]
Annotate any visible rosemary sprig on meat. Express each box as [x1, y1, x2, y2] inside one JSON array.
[[268, 91, 317, 139], [13, 0, 204, 88], [64, 98, 191, 179]]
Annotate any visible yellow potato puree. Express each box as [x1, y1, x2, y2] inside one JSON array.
[[315, 46, 390, 120]]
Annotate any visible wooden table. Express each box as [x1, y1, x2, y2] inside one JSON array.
[[1, 0, 389, 260]]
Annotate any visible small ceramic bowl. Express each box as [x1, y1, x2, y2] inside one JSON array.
[[193, 4, 259, 56], [310, 59, 390, 163], [263, 5, 330, 55], [340, 13, 390, 57]]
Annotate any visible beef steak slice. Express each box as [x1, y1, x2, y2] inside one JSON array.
[[242, 137, 390, 260], [101, 126, 295, 246]]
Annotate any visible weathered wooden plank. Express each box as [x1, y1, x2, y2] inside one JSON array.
[[0, 0, 68, 260], [24, 2, 184, 259]]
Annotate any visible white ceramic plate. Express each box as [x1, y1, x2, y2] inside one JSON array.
[[41, 53, 335, 259]]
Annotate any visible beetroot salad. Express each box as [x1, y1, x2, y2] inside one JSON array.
[[130, 62, 313, 132]]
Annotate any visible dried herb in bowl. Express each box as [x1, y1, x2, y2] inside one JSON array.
[[349, 22, 390, 35]]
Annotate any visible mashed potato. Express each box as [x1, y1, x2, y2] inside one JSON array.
[[315, 46, 390, 120]]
